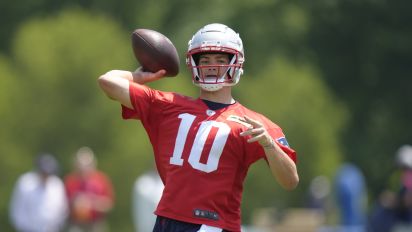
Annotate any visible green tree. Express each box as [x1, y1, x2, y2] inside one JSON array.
[[1, 8, 143, 231], [0, 55, 29, 231], [305, 0, 412, 197]]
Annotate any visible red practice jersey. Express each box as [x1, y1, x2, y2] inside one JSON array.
[[65, 171, 114, 223], [122, 83, 296, 232]]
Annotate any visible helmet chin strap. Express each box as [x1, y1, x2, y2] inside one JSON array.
[[198, 83, 223, 92]]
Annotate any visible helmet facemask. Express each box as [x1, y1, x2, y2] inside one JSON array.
[[187, 49, 243, 91]]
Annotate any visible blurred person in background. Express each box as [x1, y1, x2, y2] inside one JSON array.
[[306, 175, 331, 211], [394, 145, 412, 222], [132, 166, 164, 232], [367, 190, 397, 232], [64, 146, 114, 232], [335, 162, 367, 232], [367, 145, 412, 232], [9, 153, 68, 232]]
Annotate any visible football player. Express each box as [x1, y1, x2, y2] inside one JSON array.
[[98, 23, 299, 232]]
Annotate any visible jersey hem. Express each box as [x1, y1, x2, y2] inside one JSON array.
[[155, 211, 240, 232]]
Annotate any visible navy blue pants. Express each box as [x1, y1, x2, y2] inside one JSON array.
[[153, 216, 229, 232]]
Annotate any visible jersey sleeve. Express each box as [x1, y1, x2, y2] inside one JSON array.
[[268, 128, 297, 163], [121, 82, 154, 122], [121, 82, 176, 131]]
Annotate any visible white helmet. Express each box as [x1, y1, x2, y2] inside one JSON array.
[[396, 144, 412, 169], [186, 23, 245, 91]]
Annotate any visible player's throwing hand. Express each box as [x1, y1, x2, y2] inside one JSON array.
[[132, 67, 166, 84]]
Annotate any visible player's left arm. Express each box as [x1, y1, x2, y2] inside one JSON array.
[[240, 115, 299, 190]]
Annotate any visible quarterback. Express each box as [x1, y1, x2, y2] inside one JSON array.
[[98, 23, 299, 232]]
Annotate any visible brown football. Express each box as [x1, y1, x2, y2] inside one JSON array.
[[131, 29, 180, 77]]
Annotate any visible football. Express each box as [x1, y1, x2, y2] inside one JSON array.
[[131, 29, 180, 77]]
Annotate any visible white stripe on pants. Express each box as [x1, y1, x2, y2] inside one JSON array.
[[197, 224, 223, 232]]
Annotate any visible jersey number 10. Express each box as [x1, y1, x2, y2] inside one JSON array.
[[169, 113, 230, 173]]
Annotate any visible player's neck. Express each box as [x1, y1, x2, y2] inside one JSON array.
[[199, 87, 235, 104]]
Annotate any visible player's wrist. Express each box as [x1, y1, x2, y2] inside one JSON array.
[[131, 69, 146, 84], [262, 138, 275, 149]]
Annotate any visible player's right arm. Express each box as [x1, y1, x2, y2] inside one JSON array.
[[98, 68, 166, 108]]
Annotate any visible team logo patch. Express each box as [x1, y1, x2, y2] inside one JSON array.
[[193, 209, 219, 221], [226, 115, 252, 128], [277, 137, 290, 147]]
